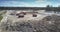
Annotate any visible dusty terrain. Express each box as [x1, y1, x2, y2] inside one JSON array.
[[0, 11, 60, 32]]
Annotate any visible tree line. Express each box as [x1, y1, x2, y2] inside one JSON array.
[[46, 5, 60, 12]]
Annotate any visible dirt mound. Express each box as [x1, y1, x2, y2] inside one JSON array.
[[39, 15, 60, 32], [42, 15, 60, 21]]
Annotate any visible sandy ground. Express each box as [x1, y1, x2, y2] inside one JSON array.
[[1, 11, 60, 32], [6, 14, 47, 22], [0, 10, 53, 23], [1, 10, 60, 23]]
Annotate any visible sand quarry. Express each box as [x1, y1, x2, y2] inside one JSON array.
[[0, 11, 60, 32]]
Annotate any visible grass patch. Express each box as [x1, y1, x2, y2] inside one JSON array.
[[0, 15, 3, 21], [0, 11, 6, 21]]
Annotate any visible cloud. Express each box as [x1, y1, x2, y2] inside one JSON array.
[[35, 0, 47, 2], [0, 0, 59, 7], [0, 1, 47, 7], [0, 1, 30, 7]]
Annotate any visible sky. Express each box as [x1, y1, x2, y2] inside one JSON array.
[[0, 0, 60, 7]]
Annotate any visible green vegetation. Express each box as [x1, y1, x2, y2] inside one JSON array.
[[0, 11, 6, 21], [0, 11, 6, 15], [46, 5, 60, 12], [0, 15, 3, 21]]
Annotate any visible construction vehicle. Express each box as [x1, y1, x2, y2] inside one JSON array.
[[33, 13, 37, 17]]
